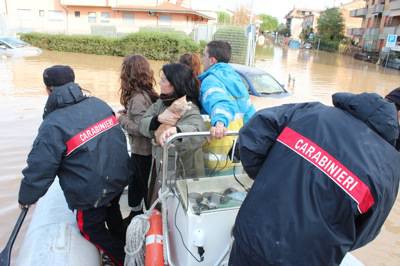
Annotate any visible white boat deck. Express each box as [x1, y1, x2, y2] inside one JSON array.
[[16, 179, 364, 266]]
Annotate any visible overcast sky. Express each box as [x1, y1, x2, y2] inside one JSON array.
[[195, 0, 354, 22]]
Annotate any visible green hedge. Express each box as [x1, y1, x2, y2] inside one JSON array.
[[20, 33, 120, 55], [314, 37, 340, 52], [119, 31, 199, 61], [213, 26, 247, 64], [20, 31, 200, 61]]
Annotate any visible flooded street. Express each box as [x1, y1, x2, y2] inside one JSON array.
[[255, 46, 400, 104], [0, 48, 399, 265]]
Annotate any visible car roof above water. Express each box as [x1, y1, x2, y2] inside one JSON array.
[[230, 63, 266, 76]]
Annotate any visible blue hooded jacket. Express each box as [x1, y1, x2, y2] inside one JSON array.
[[198, 63, 255, 126], [231, 93, 400, 266]]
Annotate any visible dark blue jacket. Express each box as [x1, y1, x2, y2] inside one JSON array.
[[18, 82, 130, 210], [233, 93, 400, 265]]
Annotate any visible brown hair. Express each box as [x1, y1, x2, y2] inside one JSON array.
[[179, 53, 202, 77], [179, 53, 201, 89], [120, 55, 158, 108]]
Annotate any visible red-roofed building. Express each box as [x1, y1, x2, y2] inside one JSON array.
[[1, 0, 214, 35]]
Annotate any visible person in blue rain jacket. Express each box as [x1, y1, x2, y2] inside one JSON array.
[[199, 40, 255, 138]]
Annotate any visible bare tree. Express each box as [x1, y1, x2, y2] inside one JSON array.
[[232, 5, 250, 26]]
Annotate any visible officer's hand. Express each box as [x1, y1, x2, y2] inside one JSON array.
[[210, 122, 227, 139]]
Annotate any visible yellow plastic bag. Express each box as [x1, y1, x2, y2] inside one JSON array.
[[203, 117, 243, 174]]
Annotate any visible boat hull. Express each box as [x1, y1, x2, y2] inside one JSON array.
[[16, 179, 100, 266]]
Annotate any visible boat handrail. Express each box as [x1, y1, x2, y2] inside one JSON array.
[[161, 131, 238, 185], [160, 131, 239, 266]]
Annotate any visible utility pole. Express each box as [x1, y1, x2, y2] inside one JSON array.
[[246, 0, 255, 66], [4, 0, 8, 15]]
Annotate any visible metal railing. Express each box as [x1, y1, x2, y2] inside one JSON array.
[[389, 0, 400, 11], [347, 28, 365, 36], [161, 131, 239, 189], [350, 8, 367, 17], [370, 3, 384, 14], [160, 131, 239, 266]]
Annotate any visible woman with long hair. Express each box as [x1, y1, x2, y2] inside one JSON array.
[[139, 63, 206, 203], [117, 54, 158, 220]]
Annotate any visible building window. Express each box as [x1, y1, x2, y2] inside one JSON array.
[[48, 10, 64, 21], [17, 9, 33, 19], [100, 12, 111, 23], [88, 12, 97, 23], [122, 12, 134, 23], [159, 15, 171, 25], [75, 11, 80, 18], [39, 10, 44, 17]]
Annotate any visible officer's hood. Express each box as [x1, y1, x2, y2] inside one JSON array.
[[43, 82, 87, 119], [333, 92, 399, 146]]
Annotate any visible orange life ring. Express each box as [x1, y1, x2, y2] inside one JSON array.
[[145, 209, 164, 266]]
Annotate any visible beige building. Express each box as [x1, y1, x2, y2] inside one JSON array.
[[340, 0, 365, 43], [0, 0, 213, 36], [285, 8, 321, 40], [302, 13, 320, 34], [349, 0, 400, 51], [284, 2, 364, 43]]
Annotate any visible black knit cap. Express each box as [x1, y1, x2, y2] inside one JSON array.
[[385, 87, 400, 111], [43, 65, 75, 87]]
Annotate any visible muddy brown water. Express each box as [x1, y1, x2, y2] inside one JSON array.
[[0, 48, 399, 265]]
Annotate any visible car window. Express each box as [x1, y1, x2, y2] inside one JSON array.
[[239, 76, 251, 93], [248, 74, 284, 94], [0, 40, 11, 49], [1, 37, 28, 48]]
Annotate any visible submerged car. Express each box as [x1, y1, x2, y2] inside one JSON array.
[[231, 63, 315, 110], [231, 63, 298, 110], [0, 36, 42, 57], [303, 42, 312, 49], [353, 51, 379, 64], [385, 57, 400, 70], [231, 63, 287, 97]]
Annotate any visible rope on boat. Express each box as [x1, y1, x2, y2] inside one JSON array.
[[124, 214, 149, 266], [124, 189, 170, 266]]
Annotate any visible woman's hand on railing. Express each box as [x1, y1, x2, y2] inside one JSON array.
[[159, 127, 177, 146]]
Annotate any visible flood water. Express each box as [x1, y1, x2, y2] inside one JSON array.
[[0, 48, 399, 265]]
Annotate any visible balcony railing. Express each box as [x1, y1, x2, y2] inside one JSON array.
[[389, 0, 400, 10], [370, 4, 384, 14], [379, 26, 400, 40], [347, 28, 364, 36], [364, 28, 380, 41], [350, 8, 367, 17], [383, 26, 397, 35]]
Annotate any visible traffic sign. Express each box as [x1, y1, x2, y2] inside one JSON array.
[[386, 34, 397, 48]]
